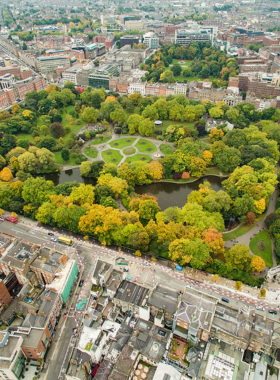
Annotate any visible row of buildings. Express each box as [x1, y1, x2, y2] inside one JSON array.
[[64, 258, 280, 380], [0, 233, 79, 380]]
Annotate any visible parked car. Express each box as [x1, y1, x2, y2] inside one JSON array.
[[256, 306, 265, 311], [269, 310, 277, 314], [79, 280, 84, 287], [0, 218, 4, 222], [50, 237, 57, 242], [221, 297, 230, 303], [48, 232, 54, 236]]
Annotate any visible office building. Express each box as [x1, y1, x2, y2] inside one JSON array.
[[175, 29, 211, 46]]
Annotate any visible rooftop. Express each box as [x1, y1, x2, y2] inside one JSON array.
[[30, 247, 66, 274], [176, 290, 218, 331], [0, 332, 20, 359], [109, 344, 139, 380], [128, 319, 170, 363], [250, 315, 273, 346], [1, 241, 35, 269], [114, 280, 149, 307], [148, 285, 180, 315]]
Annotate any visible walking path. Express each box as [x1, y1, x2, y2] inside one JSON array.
[[81, 132, 174, 165]]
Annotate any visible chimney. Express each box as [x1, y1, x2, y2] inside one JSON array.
[[263, 316, 267, 322], [260, 331, 264, 337], [127, 289, 131, 296], [135, 331, 139, 337], [44, 296, 52, 301], [59, 254, 68, 265], [38, 311, 46, 316]]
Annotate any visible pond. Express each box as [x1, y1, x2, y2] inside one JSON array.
[[43, 168, 224, 209], [135, 176, 224, 209]]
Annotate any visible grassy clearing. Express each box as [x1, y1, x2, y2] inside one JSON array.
[[125, 154, 152, 163], [84, 146, 98, 159], [249, 230, 273, 268], [206, 167, 220, 175], [92, 136, 111, 145], [17, 133, 34, 142], [171, 59, 192, 67], [135, 139, 157, 153], [109, 137, 137, 149], [101, 149, 123, 165], [123, 147, 136, 155], [160, 144, 175, 155], [54, 152, 79, 165], [223, 224, 255, 241]]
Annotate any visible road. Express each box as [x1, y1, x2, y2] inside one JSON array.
[[0, 220, 280, 379]]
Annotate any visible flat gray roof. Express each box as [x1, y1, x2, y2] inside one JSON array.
[[114, 280, 149, 306]]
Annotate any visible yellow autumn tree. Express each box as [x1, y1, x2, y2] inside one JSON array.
[[254, 198, 266, 214], [251, 256, 265, 272], [0, 167, 12, 182], [12, 103, 21, 114], [260, 289, 266, 298], [202, 150, 213, 166], [105, 96, 117, 103], [235, 281, 242, 290], [209, 128, 224, 143], [22, 110, 34, 119], [148, 161, 163, 180]]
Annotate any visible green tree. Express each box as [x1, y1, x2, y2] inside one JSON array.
[[224, 244, 252, 271], [209, 106, 224, 119], [171, 63, 182, 76], [50, 122, 65, 138], [214, 146, 241, 172], [22, 177, 55, 204], [160, 70, 175, 83], [61, 148, 70, 161], [169, 238, 210, 269], [82, 107, 99, 123]]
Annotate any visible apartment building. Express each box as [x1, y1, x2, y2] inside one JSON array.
[[37, 55, 71, 73], [29, 247, 69, 285], [143, 32, 159, 49], [175, 29, 211, 47], [14, 290, 63, 359], [0, 332, 25, 380], [173, 291, 218, 345], [0, 279, 12, 311], [0, 241, 36, 285]]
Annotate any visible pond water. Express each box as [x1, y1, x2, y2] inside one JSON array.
[[135, 176, 223, 209], [43, 168, 224, 209]]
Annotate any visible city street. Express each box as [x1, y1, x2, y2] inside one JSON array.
[[0, 219, 280, 380]]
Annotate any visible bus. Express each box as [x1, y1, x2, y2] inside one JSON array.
[[5, 216, 18, 224], [58, 236, 73, 245]]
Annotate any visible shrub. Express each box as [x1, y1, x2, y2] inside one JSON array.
[[173, 172, 182, 180], [182, 171, 190, 179], [155, 130, 163, 135]]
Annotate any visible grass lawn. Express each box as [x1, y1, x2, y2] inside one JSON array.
[[160, 144, 175, 155], [125, 154, 152, 163], [135, 139, 157, 153], [54, 152, 79, 165], [92, 136, 111, 145], [101, 149, 123, 165], [171, 59, 192, 67], [109, 137, 137, 149], [17, 133, 34, 142], [223, 224, 255, 241], [84, 146, 98, 159], [123, 147, 136, 155], [206, 167, 220, 175], [249, 230, 273, 268]]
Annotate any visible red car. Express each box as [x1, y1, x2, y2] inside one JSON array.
[[5, 217, 18, 224]]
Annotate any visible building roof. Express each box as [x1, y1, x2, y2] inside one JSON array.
[[114, 280, 149, 307], [177, 290, 218, 331], [212, 306, 254, 341], [30, 247, 65, 275], [1, 241, 35, 270], [128, 319, 170, 363], [0, 332, 20, 359], [92, 260, 112, 284], [109, 344, 139, 380], [152, 363, 181, 380], [148, 285, 180, 315], [250, 315, 273, 346]]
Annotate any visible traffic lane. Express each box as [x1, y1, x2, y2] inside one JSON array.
[[1, 221, 279, 313], [0, 222, 71, 248]]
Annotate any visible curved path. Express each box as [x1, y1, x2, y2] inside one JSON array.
[[82, 132, 174, 165]]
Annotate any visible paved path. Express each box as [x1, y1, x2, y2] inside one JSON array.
[[81, 132, 174, 165]]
